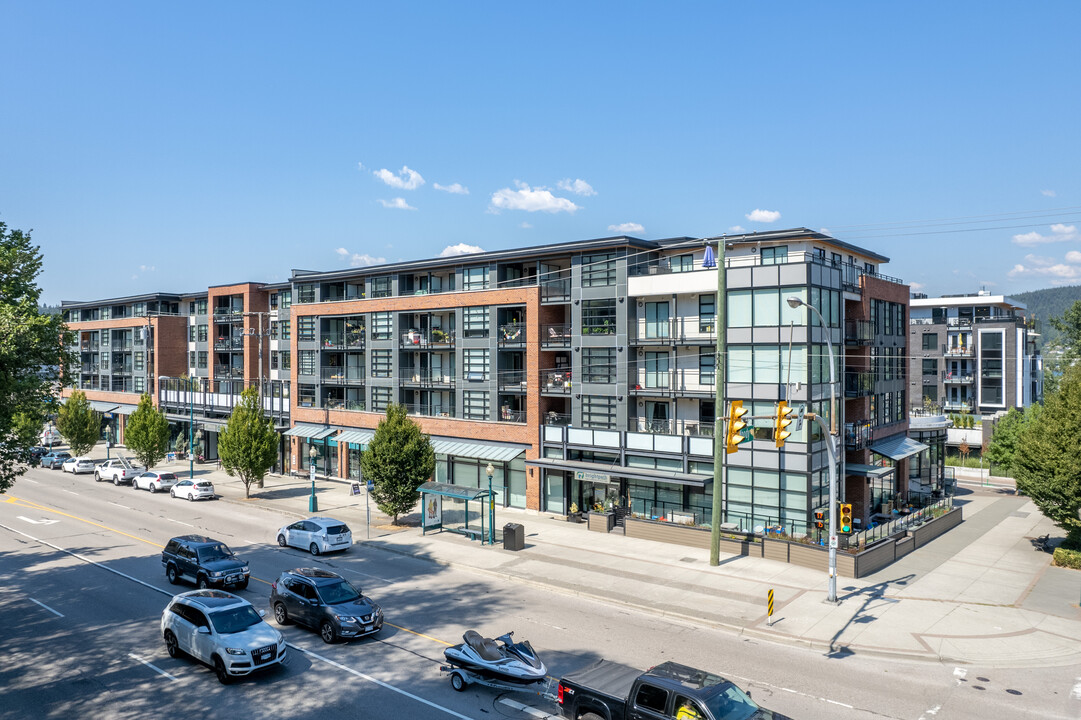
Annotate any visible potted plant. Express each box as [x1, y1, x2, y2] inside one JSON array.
[[568, 502, 583, 523]]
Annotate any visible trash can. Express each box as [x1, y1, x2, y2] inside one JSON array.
[[503, 523, 524, 551]]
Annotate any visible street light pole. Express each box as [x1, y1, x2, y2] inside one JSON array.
[[309, 445, 319, 513], [788, 296, 839, 604], [486, 463, 495, 545], [188, 378, 195, 480]]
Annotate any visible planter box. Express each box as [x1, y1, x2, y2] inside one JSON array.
[[910, 508, 962, 548], [624, 517, 751, 554], [588, 511, 616, 533]]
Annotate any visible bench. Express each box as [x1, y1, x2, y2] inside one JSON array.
[[459, 528, 483, 542]]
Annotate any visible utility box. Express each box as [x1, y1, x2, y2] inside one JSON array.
[[503, 523, 524, 551]]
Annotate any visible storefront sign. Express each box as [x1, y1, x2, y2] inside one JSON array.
[[574, 470, 610, 484]]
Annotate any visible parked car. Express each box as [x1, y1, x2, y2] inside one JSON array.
[[276, 517, 352, 556], [269, 568, 383, 643], [133, 470, 178, 493], [40, 427, 62, 445], [557, 660, 792, 720], [40, 451, 72, 470], [161, 590, 285, 684], [94, 457, 146, 485], [171, 478, 216, 501], [29, 446, 49, 462], [61, 457, 96, 474], [162, 535, 249, 590]]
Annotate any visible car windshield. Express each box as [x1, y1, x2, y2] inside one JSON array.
[[703, 682, 760, 720], [317, 580, 361, 605], [195, 482, 213, 488], [159, 473, 176, 480], [197, 543, 234, 562], [326, 524, 350, 535], [209, 605, 263, 634]]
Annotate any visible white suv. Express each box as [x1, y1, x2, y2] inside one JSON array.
[[276, 517, 352, 556], [161, 590, 286, 684]]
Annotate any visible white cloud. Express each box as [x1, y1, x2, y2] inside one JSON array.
[[909, 282, 924, 292], [557, 178, 596, 196], [139, 264, 156, 272], [520, 222, 532, 229], [1041, 189, 1056, 197], [489, 181, 579, 213], [348, 253, 386, 267], [728, 225, 746, 234], [378, 197, 417, 210], [335, 248, 348, 257], [608, 222, 645, 234], [373, 165, 425, 190], [1012, 223, 1078, 246], [357, 162, 365, 171], [433, 182, 469, 195], [746, 209, 781, 223], [131, 274, 138, 280], [440, 243, 484, 257], [1008, 250, 1081, 284], [1066, 250, 1081, 263]]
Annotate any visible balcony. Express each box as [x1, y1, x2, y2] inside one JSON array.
[[320, 399, 366, 412], [400, 329, 456, 349], [943, 374, 974, 384], [942, 400, 974, 412], [845, 422, 872, 450], [499, 408, 527, 423], [214, 337, 244, 351], [582, 322, 616, 336], [400, 369, 455, 388], [631, 317, 716, 345], [213, 365, 244, 378], [541, 278, 570, 303], [321, 366, 365, 385], [542, 411, 572, 426], [632, 417, 715, 437], [541, 371, 572, 394], [542, 323, 572, 348], [213, 308, 243, 321], [944, 346, 973, 358], [844, 319, 873, 346], [630, 369, 715, 397], [403, 403, 456, 419], [844, 371, 874, 398], [498, 370, 528, 392], [80, 342, 99, 352], [498, 323, 526, 347]]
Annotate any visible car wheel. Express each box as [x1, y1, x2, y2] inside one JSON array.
[[274, 602, 290, 625], [197, 575, 210, 589], [132, 479, 139, 490], [277, 534, 287, 547], [166, 564, 179, 584], [149, 484, 157, 494], [170, 489, 176, 498], [113, 476, 120, 486], [187, 492, 194, 502], [320, 621, 336, 644], [213, 656, 231, 685], [236, 578, 248, 590], [164, 630, 182, 658], [309, 543, 321, 556], [580, 714, 603, 720], [94, 472, 101, 482], [450, 672, 467, 692]]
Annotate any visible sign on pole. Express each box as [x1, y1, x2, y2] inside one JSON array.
[[767, 588, 774, 626]]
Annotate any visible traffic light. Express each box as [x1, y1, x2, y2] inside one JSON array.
[[813, 509, 825, 530], [725, 401, 749, 454], [774, 401, 794, 448], [839, 503, 853, 534]]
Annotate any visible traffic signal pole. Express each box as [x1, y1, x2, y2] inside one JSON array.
[[709, 239, 726, 567]]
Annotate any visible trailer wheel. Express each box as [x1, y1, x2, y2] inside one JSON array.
[[450, 672, 467, 692]]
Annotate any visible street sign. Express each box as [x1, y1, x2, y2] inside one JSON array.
[[828, 535, 838, 549]]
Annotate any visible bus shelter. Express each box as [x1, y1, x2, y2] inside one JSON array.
[[419, 481, 494, 542]]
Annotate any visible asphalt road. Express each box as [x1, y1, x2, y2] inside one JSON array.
[[2, 466, 1078, 720]]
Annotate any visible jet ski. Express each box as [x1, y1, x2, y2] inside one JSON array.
[[443, 630, 547, 685]]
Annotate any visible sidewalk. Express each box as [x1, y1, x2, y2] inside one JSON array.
[[142, 450, 1081, 668]]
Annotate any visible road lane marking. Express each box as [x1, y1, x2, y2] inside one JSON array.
[[385, 622, 452, 646], [128, 653, 179, 681], [61, 489, 80, 495], [718, 669, 854, 711], [498, 698, 555, 719], [5, 495, 163, 548], [29, 598, 64, 617], [108, 502, 130, 509], [17, 516, 58, 525], [169, 519, 194, 527], [22, 478, 39, 484], [1070, 678, 1081, 700]]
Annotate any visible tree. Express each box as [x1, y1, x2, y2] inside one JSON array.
[[360, 403, 435, 524], [985, 407, 1033, 476], [1015, 364, 1081, 546], [56, 389, 101, 457], [1044, 300, 1081, 395], [124, 393, 170, 468], [0, 221, 75, 492], [218, 386, 279, 498]]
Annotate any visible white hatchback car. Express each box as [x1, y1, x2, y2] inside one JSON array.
[[161, 590, 286, 684], [61, 457, 96, 474], [276, 517, 352, 556], [171, 478, 216, 501], [133, 470, 179, 493]]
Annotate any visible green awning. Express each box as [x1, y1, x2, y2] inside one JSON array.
[[845, 463, 895, 479], [336, 429, 374, 445], [283, 424, 336, 440], [88, 401, 120, 413], [429, 439, 525, 463]]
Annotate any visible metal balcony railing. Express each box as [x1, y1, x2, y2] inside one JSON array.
[[401, 369, 455, 387], [498, 370, 527, 390], [844, 319, 873, 345], [498, 408, 527, 423], [943, 374, 974, 384], [319, 398, 366, 412], [844, 371, 874, 398], [400, 330, 456, 348], [541, 278, 570, 302], [542, 371, 572, 393], [498, 323, 526, 346], [629, 368, 715, 396], [214, 337, 244, 350], [632, 418, 715, 437], [213, 365, 244, 378], [402, 403, 456, 419], [321, 366, 365, 384], [542, 323, 572, 347], [845, 422, 872, 450], [542, 411, 571, 426]]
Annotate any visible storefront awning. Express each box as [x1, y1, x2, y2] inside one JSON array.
[[283, 424, 336, 440], [870, 435, 929, 462], [89, 401, 120, 413], [525, 458, 709, 488], [845, 463, 896, 479], [430, 439, 525, 463], [336, 429, 374, 445]]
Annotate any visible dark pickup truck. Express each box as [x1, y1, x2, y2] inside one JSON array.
[[557, 660, 791, 720]]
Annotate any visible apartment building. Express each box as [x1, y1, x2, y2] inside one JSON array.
[[60, 228, 937, 538], [909, 292, 1042, 415]]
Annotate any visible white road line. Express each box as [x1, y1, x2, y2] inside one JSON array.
[[22, 478, 39, 484], [498, 698, 554, 719], [169, 519, 194, 527], [128, 653, 179, 681], [29, 598, 64, 617], [61, 489, 80, 495], [108, 502, 130, 509], [954, 667, 967, 686], [919, 705, 942, 719], [296, 646, 477, 720], [1070, 678, 1081, 700], [17, 516, 58, 525], [718, 669, 853, 710]]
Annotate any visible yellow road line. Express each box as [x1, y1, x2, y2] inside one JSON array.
[[5, 495, 165, 548], [384, 622, 452, 646]]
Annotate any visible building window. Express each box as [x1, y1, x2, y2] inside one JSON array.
[[371, 349, 392, 378], [700, 349, 716, 385], [809, 287, 841, 328], [582, 299, 616, 334], [189, 351, 195, 368], [189, 326, 195, 343], [297, 284, 315, 304], [670, 254, 694, 272], [463, 306, 490, 338], [699, 294, 716, 332], [189, 301, 196, 316], [298, 384, 316, 407], [761, 246, 788, 265], [894, 302, 905, 336], [101, 307, 110, 320], [280, 320, 291, 340], [134, 352, 144, 372], [371, 387, 391, 413], [270, 321, 279, 340], [134, 376, 145, 392], [280, 351, 291, 370], [298, 317, 316, 342], [644, 302, 669, 339], [581, 252, 617, 287], [278, 291, 291, 309], [644, 352, 669, 388], [464, 348, 490, 381], [198, 324, 208, 342], [372, 312, 392, 340], [463, 390, 489, 420], [922, 358, 937, 376], [271, 352, 279, 370], [581, 395, 616, 429], [133, 302, 146, 317], [270, 293, 278, 309], [299, 350, 316, 376], [371, 276, 393, 298], [462, 266, 489, 291], [582, 348, 616, 383], [922, 332, 938, 351]]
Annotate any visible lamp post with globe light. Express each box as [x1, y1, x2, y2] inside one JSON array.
[[309, 444, 319, 513], [485, 463, 495, 545]]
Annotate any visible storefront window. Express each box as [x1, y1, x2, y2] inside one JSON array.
[[348, 445, 362, 479], [544, 471, 565, 514]]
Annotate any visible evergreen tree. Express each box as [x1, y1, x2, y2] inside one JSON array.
[[1043, 299, 1081, 395], [218, 387, 279, 498], [56, 389, 101, 457], [984, 406, 1041, 476], [125, 393, 171, 468], [360, 403, 435, 524], [0, 221, 75, 491], [1015, 364, 1081, 546]]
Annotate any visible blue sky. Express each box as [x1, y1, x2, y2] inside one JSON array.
[[2, 2, 1079, 305]]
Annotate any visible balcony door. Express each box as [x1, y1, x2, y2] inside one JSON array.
[[645, 302, 669, 339]]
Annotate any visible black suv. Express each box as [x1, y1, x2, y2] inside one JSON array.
[[269, 568, 383, 643], [162, 535, 250, 590]]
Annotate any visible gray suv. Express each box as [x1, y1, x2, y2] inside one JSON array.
[[269, 568, 383, 643], [162, 535, 250, 590]]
